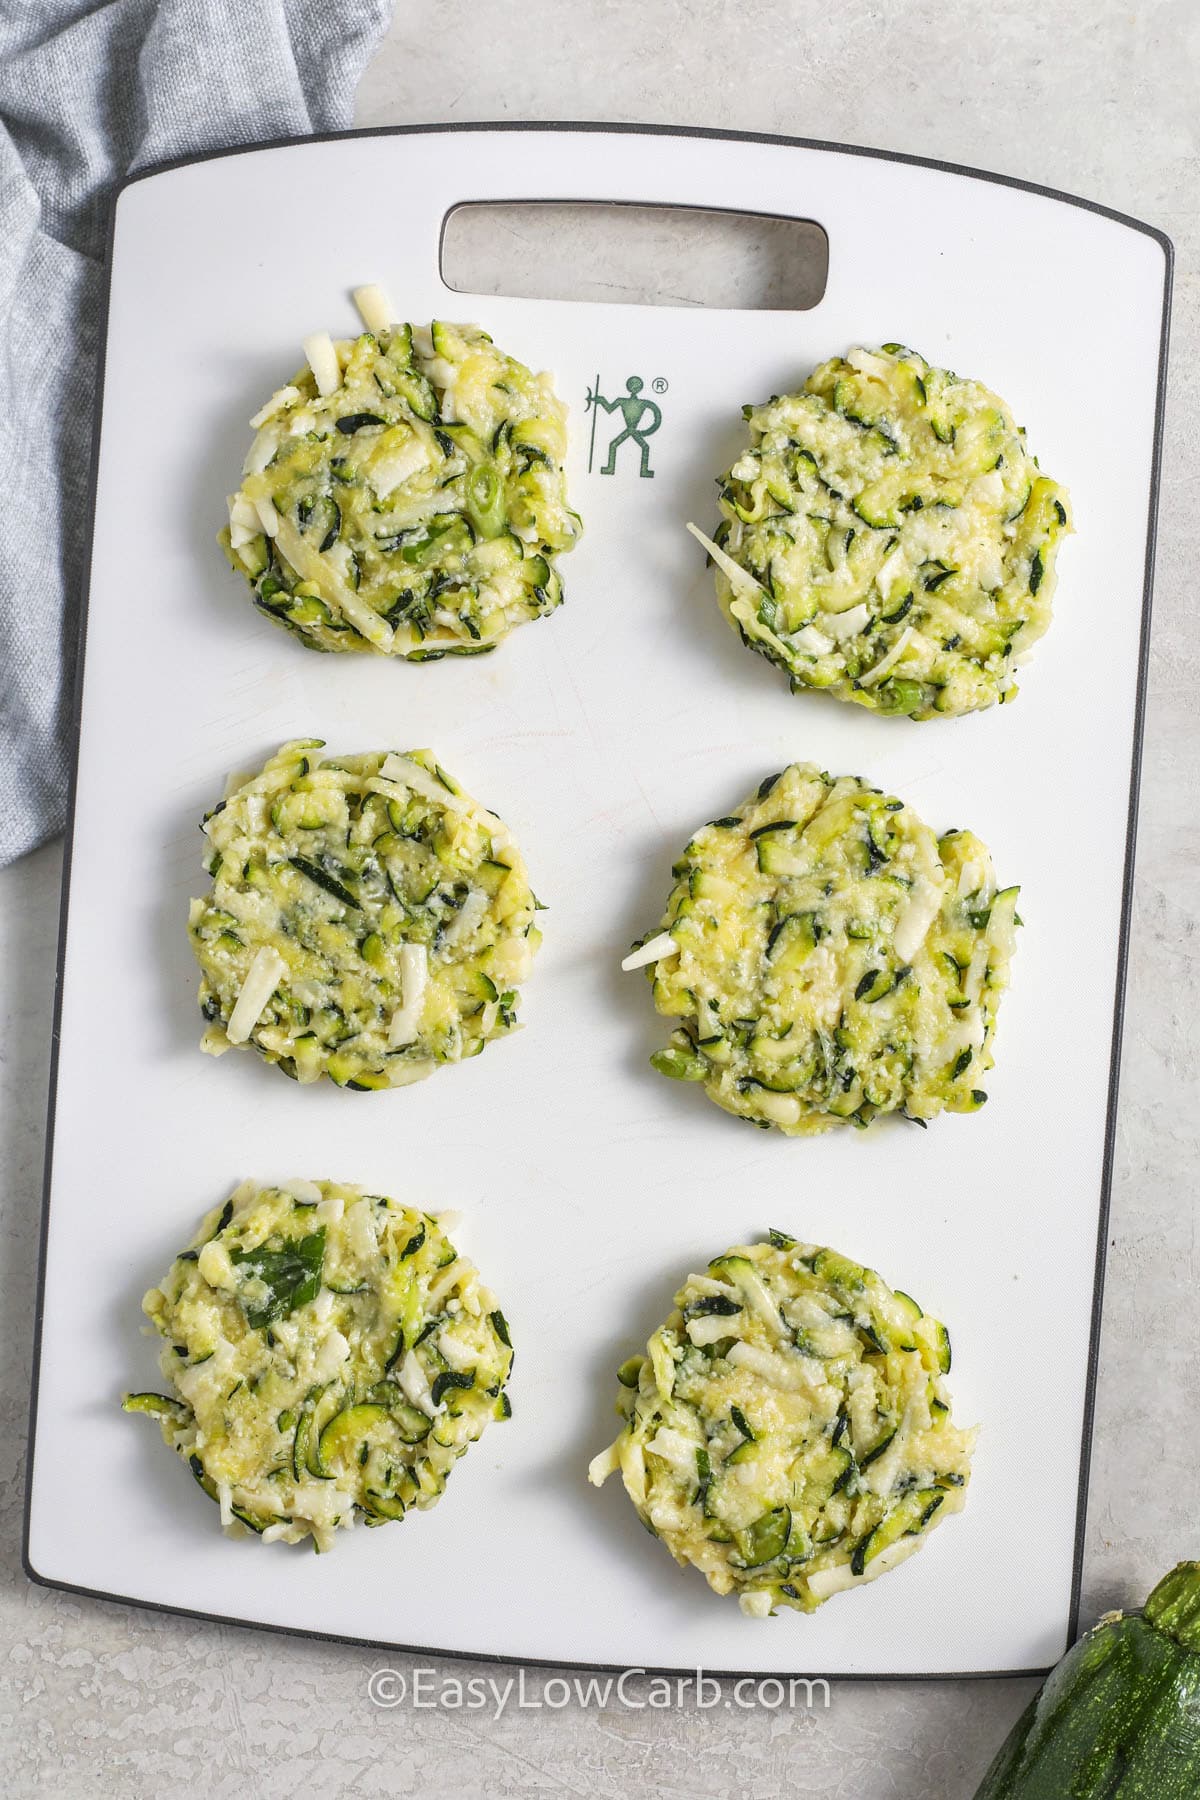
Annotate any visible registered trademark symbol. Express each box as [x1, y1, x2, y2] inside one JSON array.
[[652, 376, 668, 394]]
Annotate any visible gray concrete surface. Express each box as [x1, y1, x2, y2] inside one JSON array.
[[2, 1, 1196, 1792]]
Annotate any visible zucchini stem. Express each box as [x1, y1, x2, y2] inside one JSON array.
[[1143, 1560, 1200, 1653]]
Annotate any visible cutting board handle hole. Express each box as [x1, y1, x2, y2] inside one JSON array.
[[440, 201, 828, 311]]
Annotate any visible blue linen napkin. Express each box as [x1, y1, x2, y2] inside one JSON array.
[[0, 0, 393, 864]]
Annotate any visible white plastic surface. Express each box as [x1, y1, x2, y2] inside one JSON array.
[[26, 128, 1167, 1675]]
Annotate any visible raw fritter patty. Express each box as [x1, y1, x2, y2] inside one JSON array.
[[589, 1232, 973, 1614], [697, 344, 1071, 718], [223, 292, 580, 659], [125, 1179, 514, 1550], [624, 763, 1018, 1133], [189, 740, 540, 1090]]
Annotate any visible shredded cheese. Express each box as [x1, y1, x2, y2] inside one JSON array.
[[388, 943, 429, 1049], [686, 521, 770, 602], [270, 515, 394, 651], [253, 496, 280, 538], [377, 752, 470, 813], [893, 876, 945, 963], [302, 331, 341, 398], [820, 602, 872, 642], [352, 283, 394, 336], [621, 931, 678, 973], [856, 625, 917, 688], [793, 623, 834, 656], [225, 946, 286, 1045], [249, 385, 301, 430]]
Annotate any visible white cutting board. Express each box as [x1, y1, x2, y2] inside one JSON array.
[[25, 127, 1169, 1676]]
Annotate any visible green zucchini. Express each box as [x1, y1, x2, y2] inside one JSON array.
[[363, 1490, 408, 1522], [292, 1406, 323, 1481], [317, 1403, 392, 1475], [122, 1392, 189, 1431], [973, 1562, 1200, 1799]]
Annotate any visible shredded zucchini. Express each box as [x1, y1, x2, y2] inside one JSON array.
[[223, 310, 580, 658], [189, 740, 539, 1090], [703, 344, 1071, 718], [629, 763, 1018, 1133], [126, 1179, 513, 1550], [589, 1233, 974, 1614]]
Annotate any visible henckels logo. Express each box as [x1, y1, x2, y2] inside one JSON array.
[[585, 374, 667, 478]]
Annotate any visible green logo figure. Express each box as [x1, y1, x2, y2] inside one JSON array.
[[586, 375, 662, 478]]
